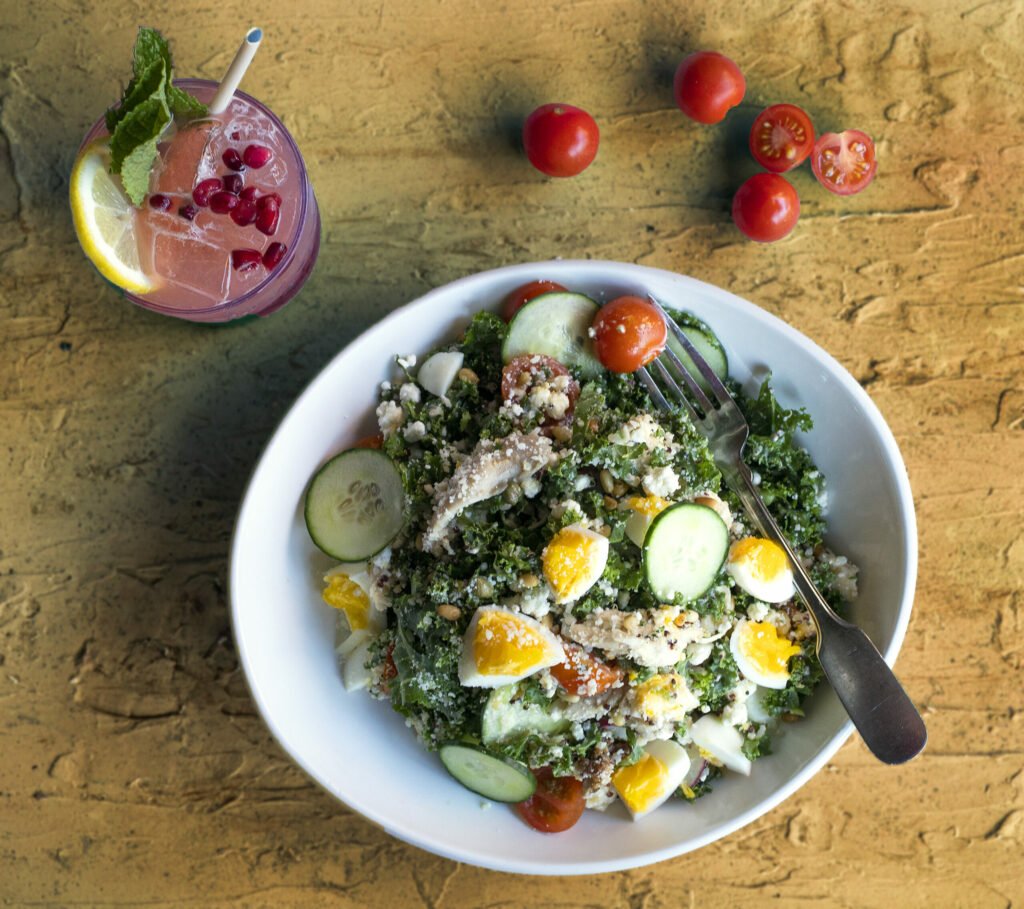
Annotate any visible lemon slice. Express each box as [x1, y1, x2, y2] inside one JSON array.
[[69, 141, 157, 294]]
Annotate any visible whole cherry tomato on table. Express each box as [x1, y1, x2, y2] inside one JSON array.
[[749, 103, 815, 173], [515, 766, 585, 833], [811, 129, 877, 195], [673, 51, 745, 124], [732, 173, 800, 243], [591, 295, 667, 373], [522, 104, 599, 177], [501, 279, 568, 321]]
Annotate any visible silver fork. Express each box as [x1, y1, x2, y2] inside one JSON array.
[[636, 298, 927, 765]]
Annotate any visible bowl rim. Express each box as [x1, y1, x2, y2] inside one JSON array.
[[229, 258, 918, 874]]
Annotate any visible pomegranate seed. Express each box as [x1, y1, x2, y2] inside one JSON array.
[[148, 193, 172, 211], [239, 186, 259, 202], [243, 144, 273, 168], [262, 242, 287, 269], [192, 178, 222, 207], [255, 196, 280, 236], [210, 191, 239, 214], [178, 203, 198, 220], [231, 249, 262, 271], [261, 192, 282, 207], [230, 198, 258, 226], [222, 148, 244, 171], [222, 173, 243, 194]]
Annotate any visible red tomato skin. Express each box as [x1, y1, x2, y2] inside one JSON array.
[[731, 173, 800, 243], [523, 104, 599, 178], [515, 767, 585, 833], [749, 103, 815, 173], [501, 280, 568, 322], [550, 643, 625, 696], [500, 354, 580, 430], [353, 433, 384, 450], [811, 129, 877, 195], [673, 52, 745, 125], [591, 295, 668, 373]]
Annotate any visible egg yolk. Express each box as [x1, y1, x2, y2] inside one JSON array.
[[542, 527, 603, 601], [730, 537, 789, 581], [740, 622, 801, 677], [322, 573, 371, 630], [633, 672, 687, 719], [613, 752, 669, 814], [473, 610, 551, 676], [627, 495, 671, 517]]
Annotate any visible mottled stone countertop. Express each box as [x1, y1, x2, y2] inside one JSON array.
[[2, 1, 1022, 905]]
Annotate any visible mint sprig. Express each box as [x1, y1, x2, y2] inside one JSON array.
[[104, 27, 206, 206]]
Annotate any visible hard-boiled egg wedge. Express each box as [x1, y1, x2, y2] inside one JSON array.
[[612, 739, 691, 819], [624, 494, 671, 547], [729, 618, 802, 689], [458, 606, 565, 687], [726, 537, 796, 603], [631, 671, 699, 722], [689, 714, 752, 776], [542, 523, 609, 603], [322, 564, 384, 634]]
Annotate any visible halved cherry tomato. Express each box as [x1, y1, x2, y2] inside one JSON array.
[[749, 103, 815, 173], [353, 433, 384, 450], [811, 129, 877, 195], [591, 295, 667, 373], [515, 766, 585, 833], [672, 51, 745, 125], [501, 280, 568, 322], [501, 354, 580, 427], [731, 172, 800, 242], [550, 642, 625, 696], [522, 103, 599, 178]]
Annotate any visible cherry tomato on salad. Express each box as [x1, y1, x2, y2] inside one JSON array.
[[550, 642, 625, 696], [749, 103, 815, 173], [515, 766, 585, 833], [501, 280, 568, 322], [500, 354, 580, 427], [672, 51, 745, 125], [811, 129, 877, 195], [591, 295, 667, 373], [731, 172, 800, 243], [522, 103, 599, 178]]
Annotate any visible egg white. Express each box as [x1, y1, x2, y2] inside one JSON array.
[[726, 537, 796, 603], [458, 606, 565, 688], [542, 523, 609, 603], [689, 714, 752, 776], [613, 738, 691, 819], [729, 618, 799, 690]]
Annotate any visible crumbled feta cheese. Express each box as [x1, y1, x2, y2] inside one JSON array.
[[403, 420, 427, 443], [746, 600, 770, 622], [521, 476, 542, 498], [399, 382, 421, 404], [397, 353, 417, 370], [376, 400, 404, 437], [641, 465, 679, 498]]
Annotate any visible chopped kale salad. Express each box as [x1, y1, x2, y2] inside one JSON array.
[[304, 286, 858, 830]]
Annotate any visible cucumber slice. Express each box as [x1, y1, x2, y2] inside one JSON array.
[[304, 448, 406, 561], [643, 502, 729, 602], [501, 291, 604, 379], [438, 743, 537, 802], [481, 683, 571, 746], [665, 325, 728, 392]]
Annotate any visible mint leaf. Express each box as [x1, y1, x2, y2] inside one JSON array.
[[103, 27, 206, 206]]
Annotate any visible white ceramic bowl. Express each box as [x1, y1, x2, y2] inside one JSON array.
[[230, 260, 917, 874]]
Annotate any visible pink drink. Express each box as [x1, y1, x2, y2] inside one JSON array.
[[81, 79, 319, 322]]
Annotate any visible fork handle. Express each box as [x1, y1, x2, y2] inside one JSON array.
[[730, 468, 927, 764]]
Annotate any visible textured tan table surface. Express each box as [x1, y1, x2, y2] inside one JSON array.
[[2, 0, 1022, 905]]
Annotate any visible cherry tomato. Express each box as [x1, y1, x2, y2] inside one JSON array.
[[500, 354, 580, 427], [672, 51, 745, 125], [522, 103, 599, 178], [501, 280, 568, 322], [591, 295, 667, 373], [811, 129, 877, 195], [749, 103, 815, 173], [550, 642, 625, 696], [731, 173, 800, 243], [353, 433, 384, 450], [515, 767, 585, 833]]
